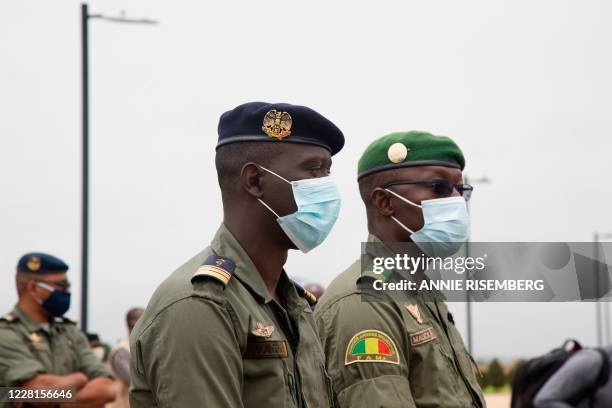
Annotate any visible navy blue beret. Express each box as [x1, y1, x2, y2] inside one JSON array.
[[17, 252, 69, 274], [216, 102, 345, 156]]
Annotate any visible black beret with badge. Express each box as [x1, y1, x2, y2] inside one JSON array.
[[216, 102, 345, 156], [17, 252, 69, 274]]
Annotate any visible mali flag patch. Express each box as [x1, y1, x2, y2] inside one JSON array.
[[345, 330, 400, 365]]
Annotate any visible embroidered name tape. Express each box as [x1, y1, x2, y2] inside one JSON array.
[[409, 327, 437, 346], [244, 340, 288, 359]]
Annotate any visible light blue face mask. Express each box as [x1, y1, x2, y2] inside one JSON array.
[[257, 165, 341, 253], [385, 189, 470, 258]]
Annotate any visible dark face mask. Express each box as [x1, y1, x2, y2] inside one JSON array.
[[35, 282, 71, 317]]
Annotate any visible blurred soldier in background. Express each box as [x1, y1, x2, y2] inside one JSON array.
[[304, 283, 325, 300], [107, 307, 143, 408], [86, 333, 111, 363], [303, 283, 325, 310], [130, 102, 344, 407], [0, 253, 116, 406]]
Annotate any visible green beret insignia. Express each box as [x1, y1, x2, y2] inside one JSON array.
[[387, 142, 409, 163], [358, 131, 465, 180]]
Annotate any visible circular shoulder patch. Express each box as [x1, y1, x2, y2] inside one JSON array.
[[387, 143, 409, 163], [345, 329, 400, 365]]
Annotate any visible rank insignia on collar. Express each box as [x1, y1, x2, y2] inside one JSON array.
[[251, 322, 275, 338], [29, 332, 48, 351], [262, 110, 292, 139], [405, 303, 423, 324], [345, 330, 400, 365]]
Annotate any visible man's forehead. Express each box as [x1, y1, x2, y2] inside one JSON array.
[[39, 273, 69, 282], [392, 165, 463, 180], [271, 143, 332, 166]]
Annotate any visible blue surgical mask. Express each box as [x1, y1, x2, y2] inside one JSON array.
[[385, 190, 470, 258], [257, 165, 341, 253], [35, 282, 71, 317]]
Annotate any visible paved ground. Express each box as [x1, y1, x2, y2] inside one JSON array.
[[485, 392, 511, 408]]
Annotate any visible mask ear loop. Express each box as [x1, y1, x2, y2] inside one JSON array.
[[256, 165, 289, 218], [385, 188, 420, 234], [32, 281, 52, 305], [257, 198, 281, 219], [258, 165, 292, 185], [391, 216, 416, 234], [384, 188, 422, 208], [35, 282, 55, 292]]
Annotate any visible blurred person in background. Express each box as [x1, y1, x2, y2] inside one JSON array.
[[0, 253, 116, 406], [533, 345, 612, 408], [87, 333, 111, 363], [303, 283, 325, 310], [107, 307, 144, 408]]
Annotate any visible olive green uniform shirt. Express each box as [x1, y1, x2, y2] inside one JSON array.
[[313, 235, 485, 408], [129, 224, 334, 408], [0, 305, 113, 387]]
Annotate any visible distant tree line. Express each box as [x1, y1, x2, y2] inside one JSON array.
[[477, 358, 523, 390]]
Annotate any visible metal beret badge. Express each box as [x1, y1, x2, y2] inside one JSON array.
[[262, 110, 292, 139]]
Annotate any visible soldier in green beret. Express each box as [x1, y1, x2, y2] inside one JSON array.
[[0, 252, 116, 407], [314, 131, 486, 407]]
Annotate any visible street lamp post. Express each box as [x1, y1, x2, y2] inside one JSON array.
[[594, 231, 612, 347], [80, 3, 157, 332], [464, 175, 491, 355]]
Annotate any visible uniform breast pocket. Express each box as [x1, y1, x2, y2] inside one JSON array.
[[242, 337, 291, 407], [407, 327, 461, 401], [43, 335, 77, 375], [446, 321, 481, 380]]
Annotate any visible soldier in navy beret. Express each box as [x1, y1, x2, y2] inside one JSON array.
[[0, 253, 116, 404], [130, 102, 344, 407], [17, 252, 69, 274], [216, 101, 344, 155]]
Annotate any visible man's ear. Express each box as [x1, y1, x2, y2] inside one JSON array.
[[371, 188, 395, 216], [25, 280, 39, 298], [240, 163, 264, 198]]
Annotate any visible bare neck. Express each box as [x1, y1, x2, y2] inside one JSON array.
[[224, 212, 288, 299], [17, 298, 49, 324]]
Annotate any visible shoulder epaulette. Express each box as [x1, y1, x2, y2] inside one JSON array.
[[191, 254, 236, 288], [357, 266, 393, 285], [61, 317, 78, 325], [294, 282, 317, 306], [0, 313, 18, 323]]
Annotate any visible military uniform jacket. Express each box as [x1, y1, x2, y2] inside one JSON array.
[[129, 224, 334, 408], [0, 305, 113, 387], [313, 235, 486, 408]]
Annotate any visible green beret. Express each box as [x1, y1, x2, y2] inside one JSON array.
[[357, 131, 465, 180]]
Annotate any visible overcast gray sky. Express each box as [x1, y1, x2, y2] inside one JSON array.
[[2, 0, 612, 360]]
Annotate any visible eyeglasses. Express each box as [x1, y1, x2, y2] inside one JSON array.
[[383, 179, 473, 201]]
